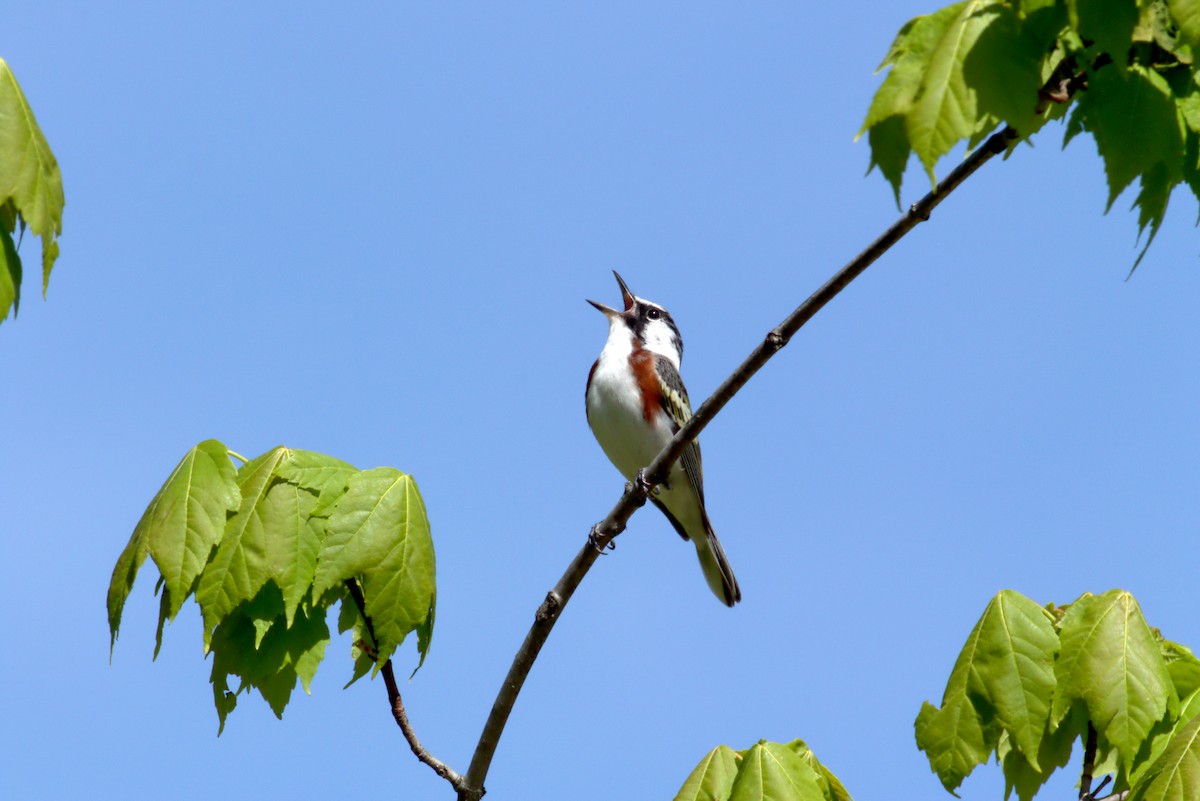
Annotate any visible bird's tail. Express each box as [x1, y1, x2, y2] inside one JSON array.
[[694, 511, 741, 607]]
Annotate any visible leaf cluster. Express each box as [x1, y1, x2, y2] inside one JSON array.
[[673, 738, 852, 801], [915, 589, 1200, 800], [0, 57, 64, 324], [106, 440, 436, 730], [861, 0, 1200, 267]]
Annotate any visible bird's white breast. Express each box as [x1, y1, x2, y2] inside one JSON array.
[[586, 328, 674, 482]]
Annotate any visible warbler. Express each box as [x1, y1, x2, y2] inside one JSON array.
[[585, 272, 741, 606]]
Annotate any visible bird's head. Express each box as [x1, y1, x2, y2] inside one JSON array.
[[588, 271, 683, 367]]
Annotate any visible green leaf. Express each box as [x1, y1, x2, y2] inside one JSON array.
[[196, 446, 324, 641], [969, 590, 1059, 768], [859, 6, 965, 199], [1064, 102, 1087, 147], [337, 595, 375, 688], [915, 590, 1058, 791], [963, 5, 1047, 131], [1183, 691, 1200, 728], [0, 58, 65, 295], [1127, 713, 1200, 801], [1166, 68, 1200, 215], [1093, 730, 1126, 787], [107, 440, 240, 655], [1051, 590, 1178, 773], [260, 478, 323, 627], [916, 653, 993, 791], [729, 742, 826, 801], [1182, 130, 1200, 212], [153, 582, 171, 660], [1131, 160, 1172, 271], [1175, 82, 1200, 133], [0, 198, 16, 231], [862, 8, 957, 133], [998, 714, 1079, 801], [273, 449, 358, 504], [207, 584, 330, 732], [1135, 0, 1187, 54], [1070, 0, 1139, 67], [0, 225, 20, 323], [785, 740, 853, 801], [1076, 64, 1183, 209], [1019, 0, 1069, 34], [863, 1, 1053, 191], [906, 2, 1001, 183], [1171, 0, 1200, 51], [1163, 641, 1200, 701], [1129, 690, 1200, 788], [1131, 689, 1200, 786], [866, 116, 912, 207], [674, 745, 740, 801], [311, 468, 436, 668], [412, 585, 437, 677]]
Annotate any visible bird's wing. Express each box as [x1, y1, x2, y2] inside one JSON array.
[[655, 358, 705, 503], [649, 496, 691, 541]]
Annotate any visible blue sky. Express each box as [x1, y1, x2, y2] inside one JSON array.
[[3, 3, 1198, 800]]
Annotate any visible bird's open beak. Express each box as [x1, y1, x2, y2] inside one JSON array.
[[587, 270, 636, 318], [612, 271, 635, 311], [587, 298, 619, 318]]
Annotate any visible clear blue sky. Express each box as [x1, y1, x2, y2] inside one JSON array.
[[3, 3, 1198, 800]]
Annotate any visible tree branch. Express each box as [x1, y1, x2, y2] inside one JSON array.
[[344, 580, 466, 794], [1080, 722, 1098, 800], [454, 54, 1114, 798], [456, 125, 1019, 801]]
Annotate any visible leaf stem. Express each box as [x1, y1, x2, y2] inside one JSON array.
[[226, 449, 249, 465], [344, 580, 465, 793], [457, 125, 1019, 801]]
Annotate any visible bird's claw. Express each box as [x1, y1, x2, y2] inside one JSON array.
[[634, 468, 657, 497]]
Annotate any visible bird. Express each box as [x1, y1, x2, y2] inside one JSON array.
[[585, 271, 741, 606]]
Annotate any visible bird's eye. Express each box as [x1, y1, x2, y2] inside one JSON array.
[[647, 308, 661, 320]]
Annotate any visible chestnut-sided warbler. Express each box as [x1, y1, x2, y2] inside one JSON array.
[[585, 272, 741, 606]]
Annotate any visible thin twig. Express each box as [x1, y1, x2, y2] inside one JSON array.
[[379, 663, 465, 788], [1080, 722, 1098, 800], [1091, 775, 1113, 797], [457, 125, 1018, 801], [344, 580, 466, 793]]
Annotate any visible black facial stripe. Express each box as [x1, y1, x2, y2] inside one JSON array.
[[629, 301, 683, 359]]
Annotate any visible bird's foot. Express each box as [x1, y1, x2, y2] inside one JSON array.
[[634, 468, 658, 498]]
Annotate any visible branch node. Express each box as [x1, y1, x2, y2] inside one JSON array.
[[909, 202, 932, 222], [766, 330, 787, 352], [536, 591, 563, 623], [587, 524, 615, 554], [632, 468, 655, 503]]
